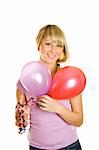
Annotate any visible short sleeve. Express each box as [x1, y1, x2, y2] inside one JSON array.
[[16, 80, 25, 94]]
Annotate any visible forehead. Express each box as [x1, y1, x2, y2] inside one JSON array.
[[42, 27, 65, 44], [42, 37, 63, 45], [42, 35, 65, 46]]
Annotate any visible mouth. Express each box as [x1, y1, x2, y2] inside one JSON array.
[[47, 53, 56, 59]]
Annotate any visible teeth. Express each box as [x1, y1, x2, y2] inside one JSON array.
[[47, 54, 55, 58], [49, 55, 54, 58]]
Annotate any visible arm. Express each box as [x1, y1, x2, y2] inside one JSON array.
[[57, 94, 83, 127], [37, 94, 83, 127], [16, 88, 26, 105], [15, 89, 30, 128]]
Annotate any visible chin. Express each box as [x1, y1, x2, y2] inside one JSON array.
[[46, 58, 56, 63], [42, 59, 54, 64], [41, 56, 57, 64]]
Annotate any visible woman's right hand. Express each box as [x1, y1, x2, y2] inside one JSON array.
[[15, 89, 30, 128], [15, 103, 30, 128]]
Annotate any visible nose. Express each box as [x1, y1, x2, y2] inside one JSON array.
[[51, 43, 56, 52]]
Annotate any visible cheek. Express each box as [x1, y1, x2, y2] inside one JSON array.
[[56, 51, 63, 57], [40, 49, 47, 56], [39, 49, 47, 59], [39, 45, 47, 53]]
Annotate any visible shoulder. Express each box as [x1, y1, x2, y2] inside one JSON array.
[[16, 80, 25, 94]]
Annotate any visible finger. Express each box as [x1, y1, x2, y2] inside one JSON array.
[[23, 119, 28, 126], [37, 101, 47, 107], [39, 98, 49, 104], [39, 106, 47, 111], [41, 95, 53, 100], [40, 95, 50, 100], [16, 120, 24, 128]]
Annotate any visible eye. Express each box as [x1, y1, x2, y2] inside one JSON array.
[[57, 44, 63, 48], [45, 42, 50, 45]]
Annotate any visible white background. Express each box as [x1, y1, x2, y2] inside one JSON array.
[[0, 0, 98, 149]]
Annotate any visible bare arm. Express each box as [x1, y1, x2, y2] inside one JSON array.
[[15, 89, 30, 128], [37, 94, 83, 127], [57, 94, 83, 126], [16, 89, 26, 105]]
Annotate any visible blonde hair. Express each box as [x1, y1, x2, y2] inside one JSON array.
[[36, 24, 69, 64]]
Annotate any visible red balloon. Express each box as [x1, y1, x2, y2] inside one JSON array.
[[48, 66, 86, 99]]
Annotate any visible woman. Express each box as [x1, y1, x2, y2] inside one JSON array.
[[16, 24, 83, 149]]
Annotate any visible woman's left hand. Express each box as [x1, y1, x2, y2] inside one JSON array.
[[37, 95, 61, 113]]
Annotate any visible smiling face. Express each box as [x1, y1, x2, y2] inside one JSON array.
[[36, 25, 68, 65], [39, 37, 64, 64]]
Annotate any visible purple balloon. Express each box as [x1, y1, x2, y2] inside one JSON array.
[[20, 61, 52, 96]]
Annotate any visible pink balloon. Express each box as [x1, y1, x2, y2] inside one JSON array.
[[20, 61, 51, 96]]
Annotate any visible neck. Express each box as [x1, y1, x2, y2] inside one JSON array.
[[40, 59, 57, 77], [47, 63, 57, 76]]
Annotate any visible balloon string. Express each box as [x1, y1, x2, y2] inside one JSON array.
[[23, 97, 34, 107], [17, 97, 35, 108]]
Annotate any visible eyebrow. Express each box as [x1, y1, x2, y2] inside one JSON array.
[[45, 39, 63, 44]]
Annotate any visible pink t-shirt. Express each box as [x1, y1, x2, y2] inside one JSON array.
[[17, 80, 78, 149]]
